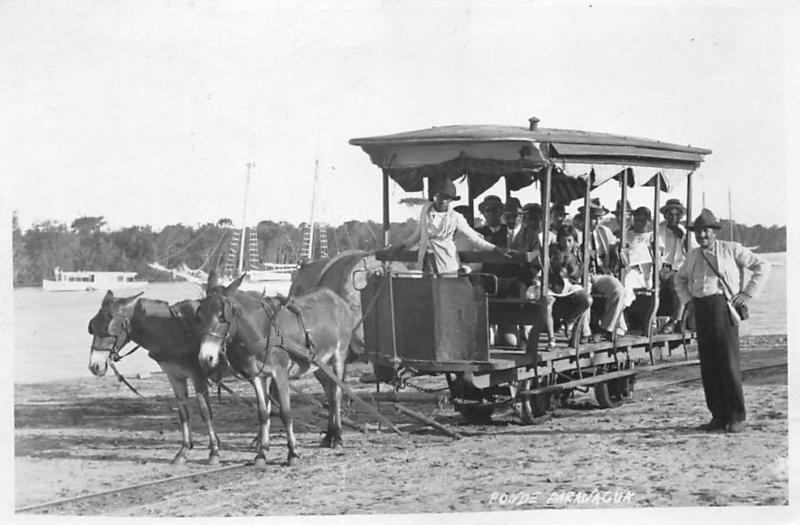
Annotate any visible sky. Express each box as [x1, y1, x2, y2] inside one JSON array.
[[2, 0, 797, 232]]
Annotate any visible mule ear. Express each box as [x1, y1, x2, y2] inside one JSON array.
[[207, 270, 219, 290], [133, 300, 146, 318], [122, 291, 144, 307], [225, 272, 247, 294], [102, 290, 114, 306]]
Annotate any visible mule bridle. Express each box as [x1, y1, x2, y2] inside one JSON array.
[[201, 295, 236, 356], [90, 311, 143, 397], [91, 313, 140, 363]]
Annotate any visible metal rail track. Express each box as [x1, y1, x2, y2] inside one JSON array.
[[16, 462, 251, 515], [16, 361, 786, 515]]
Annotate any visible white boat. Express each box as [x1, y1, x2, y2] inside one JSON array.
[[42, 267, 148, 292]]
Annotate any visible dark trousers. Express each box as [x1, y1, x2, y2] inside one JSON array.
[[658, 269, 682, 320], [694, 294, 746, 425]]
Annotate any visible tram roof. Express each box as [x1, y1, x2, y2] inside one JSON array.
[[349, 123, 711, 196]]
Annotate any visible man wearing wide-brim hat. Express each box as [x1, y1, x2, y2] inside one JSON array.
[[379, 179, 513, 273], [601, 199, 632, 238], [657, 198, 688, 331], [574, 197, 627, 341], [675, 208, 770, 433], [476, 194, 518, 297]]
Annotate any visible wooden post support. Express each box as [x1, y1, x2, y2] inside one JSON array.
[[382, 170, 390, 246], [541, 163, 552, 297], [393, 403, 463, 439], [619, 168, 629, 282], [686, 171, 693, 252]]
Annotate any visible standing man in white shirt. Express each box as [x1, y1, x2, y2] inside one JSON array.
[[675, 209, 769, 433]]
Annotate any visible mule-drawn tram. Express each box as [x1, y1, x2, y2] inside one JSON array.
[[349, 117, 711, 422]]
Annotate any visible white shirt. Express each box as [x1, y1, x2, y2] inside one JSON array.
[[658, 222, 687, 269], [403, 203, 497, 273]]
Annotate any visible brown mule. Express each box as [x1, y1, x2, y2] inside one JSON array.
[[88, 290, 223, 465], [197, 272, 355, 468]]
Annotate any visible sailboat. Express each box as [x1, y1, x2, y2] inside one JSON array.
[[149, 158, 330, 294]]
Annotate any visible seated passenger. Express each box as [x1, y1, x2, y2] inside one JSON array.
[[502, 197, 523, 246], [475, 195, 518, 295], [620, 206, 662, 304], [546, 225, 592, 347], [575, 199, 627, 341], [657, 198, 688, 332], [510, 203, 544, 296]]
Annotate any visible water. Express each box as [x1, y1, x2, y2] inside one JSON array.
[[13, 253, 787, 384]]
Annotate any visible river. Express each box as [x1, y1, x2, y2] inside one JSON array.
[[13, 253, 786, 384]]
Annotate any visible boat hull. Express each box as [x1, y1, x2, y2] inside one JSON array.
[[42, 280, 148, 292]]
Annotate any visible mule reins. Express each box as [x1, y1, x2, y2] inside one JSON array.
[[92, 313, 144, 398]]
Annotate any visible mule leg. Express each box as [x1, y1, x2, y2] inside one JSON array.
[[167, 374, 193, 465], [330, 347, 345, 448], [272, 367, 299, 465], [192, 373, 221, 465], [314, 370, 337, 448], [251, 375, 272, 470]]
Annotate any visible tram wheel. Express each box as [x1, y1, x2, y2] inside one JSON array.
[[594, 380, 624, 409], [456, 403, 495, 422], [517, 378, 550, 424], [447, 373, 495, 423]]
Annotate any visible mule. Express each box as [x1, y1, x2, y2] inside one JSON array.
[[197, 272, 355, 468], [88, 290, 223, 465]]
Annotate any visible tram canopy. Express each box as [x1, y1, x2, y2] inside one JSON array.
[[350, 122, 711, 201]]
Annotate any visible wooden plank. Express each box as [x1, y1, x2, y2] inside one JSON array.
[[278, 339, 404, 435], [393, 403, 463, 439], [519, 369, 639, 396]]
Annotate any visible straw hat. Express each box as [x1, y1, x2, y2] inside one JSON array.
[[577, 198, 610, 217], [660, 198, 686, 216]]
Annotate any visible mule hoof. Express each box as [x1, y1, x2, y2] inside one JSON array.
[[207, 454, 221, 466], [287, 454, 300, 467], [319, 436, 332, 448], [332, 439, 344, 449], [254, 456, 268, 470], [171, 454, 187, 466]]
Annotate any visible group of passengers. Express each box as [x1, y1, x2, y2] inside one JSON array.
[[381, 179, 690, 348]]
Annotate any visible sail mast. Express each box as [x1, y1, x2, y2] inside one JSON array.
[[238, 160, 254, 275], [728, 187, 734, 242]]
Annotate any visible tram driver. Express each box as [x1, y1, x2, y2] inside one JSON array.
[[379, 179, 513, 273]]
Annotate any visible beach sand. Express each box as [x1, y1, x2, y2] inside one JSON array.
[[14, 334, 787, 515]]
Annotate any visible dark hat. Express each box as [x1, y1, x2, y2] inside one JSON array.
[[478, 195, 503, 213], [615, 199, 632, 213], [434, 179, 460, 201], [550, 202, 566, 216], [521, 202, 543, 216], [503, 197, 522, 214], [688, 208, 722, 231], [577, 198, 610, 217], [660, 198, 686, 216]]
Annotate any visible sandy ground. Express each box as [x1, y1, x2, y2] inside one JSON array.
[[14, 335, 788, 516]]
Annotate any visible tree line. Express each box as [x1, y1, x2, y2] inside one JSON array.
[[11, 213, 785, 287], [11, 214, 417, 287]]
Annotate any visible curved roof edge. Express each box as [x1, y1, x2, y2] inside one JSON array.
[[349, 124, 711, 155]]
